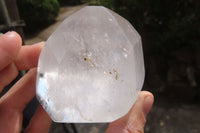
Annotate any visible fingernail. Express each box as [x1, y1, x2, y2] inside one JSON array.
[[34, 41, 45, 46], [40, 41, 45, 46], [0, 32, 12, 37], [5, 31, 16, 37], [143, 95, 154, 117], [33, 41, 45, 50], [0, 31, 14, 36]]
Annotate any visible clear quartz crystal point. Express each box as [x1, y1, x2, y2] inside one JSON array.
[[36, 6, 145, 123]]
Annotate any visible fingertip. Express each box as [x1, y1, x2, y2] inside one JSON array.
[[0, 31, 22, 70], [141, 91, 154, 117], [0, 31, 22, 60], [139, 91, 154, 97], [3, 31, 22, 54], [5, 31, 22, 43]]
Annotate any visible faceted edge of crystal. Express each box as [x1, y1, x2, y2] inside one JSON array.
[[36, 6, 145, 123]]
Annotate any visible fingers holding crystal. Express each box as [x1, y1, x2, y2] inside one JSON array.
[[14, 42, 45, 70], [0, 68, 37, 112], [0, 38, 43, 94], [25, 105, 52, 133], [0, 38, 47, 132], [106, 91, 154, 133], [0, 31, 44, 72], [0, 31, 22, 70], [0, 68, 49, 133]]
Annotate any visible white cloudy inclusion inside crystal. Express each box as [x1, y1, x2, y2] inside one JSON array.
[[36, 6, 145, 123]]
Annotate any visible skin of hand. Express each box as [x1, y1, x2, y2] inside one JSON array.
[[0, 31, 154, 133]]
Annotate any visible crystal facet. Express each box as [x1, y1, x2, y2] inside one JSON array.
[[36, 6, 145, 123]]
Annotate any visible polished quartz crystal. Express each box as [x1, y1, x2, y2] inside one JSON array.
[[36, 6, 145, 123]]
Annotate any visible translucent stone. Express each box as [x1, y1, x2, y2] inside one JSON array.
[[36, 6, 145, 123]]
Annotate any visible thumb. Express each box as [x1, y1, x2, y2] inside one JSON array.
[[106, 91, 154, 133]]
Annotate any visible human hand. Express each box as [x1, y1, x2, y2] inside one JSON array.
[[0, 31, 153, 133], [106, 91, 154, 133], [0, 31, 51, 133]]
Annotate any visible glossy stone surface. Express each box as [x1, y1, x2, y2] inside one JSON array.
[[36, 6, 144, 123]]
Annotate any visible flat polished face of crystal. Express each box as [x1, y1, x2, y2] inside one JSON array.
[[36, 6, 145, 123]]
